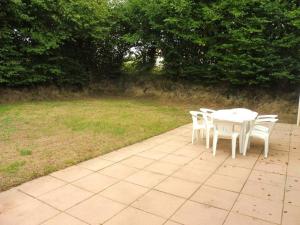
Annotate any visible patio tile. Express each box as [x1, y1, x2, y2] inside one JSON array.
[[50, 166, 93, 182], [126, 170, 166, 188], [270, 143, 290, 151], [38, 184, 93, 210], [270, 137, 290, 145], [0, 188, 36, 210], [104, 207, 165, 225], [147, 135, 172, 144], [101, 150, 134, 162], [282, 204, 300, 225], [232, 194, 283, 224], [72, 173, 118, 193], [150, 143, 181, 154], [123, 145, 147, 153], [132, 190, 185, 218], [41, 213, 88, 225], [205, 174, 246, 192], [241, 180, 284, 202], [0, 198, 59, 225], [172, 165, 212, 183], [258, 150, 289, 165], [171, 201, 228, 225], [286, 176, 300, 191], [165, 137, 190, 145], [145, 161, 180, 175], [198, 151, 229, 164], [100, 181, 148, 204], [164, 221, 182, 225], [224, 212, 277, 225], [287, 164, 300, 178], [248, 170, 286, 186], [160, 154, 191, 165], [1, 123, 298, 225], [216, 164, 251, 180], [139, 139, 162, 149], [289, 152, 300, 162], [254, 161, 287, 174], [191, 185, 238, 210], [98, 163, 138, 179], [181, 143, 207, 152], [137, 150, 168, 160], [67, 194, 126, 225], [290, 145, 300, 152], [78, 157, 114, 171], [155, 177, 200, 198], [223, 154, 258, 169], [121, 156, 154, 169], [188, 158, 219, 171], [173, 146, 204, 158], [285, 189, 300, 207], [18, 176, 65, 197]]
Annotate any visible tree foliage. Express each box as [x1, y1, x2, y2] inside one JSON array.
[[0, 0, 299, 88], [0, 0, 110, 86]]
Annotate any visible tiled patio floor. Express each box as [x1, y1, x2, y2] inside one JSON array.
[[1, 123, 300, 225]]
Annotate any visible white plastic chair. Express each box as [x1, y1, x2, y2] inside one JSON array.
[[190, 111, 205, 144], [189, 111, 214, 148], [200, 108, 216, 114], [200, 108, 215, 148], [212, 120, 240, 158], [243, 115, 278, 158]]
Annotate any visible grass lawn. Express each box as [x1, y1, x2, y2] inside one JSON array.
[[0, 97, 190, 191]]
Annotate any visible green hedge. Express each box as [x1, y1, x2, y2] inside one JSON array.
[[1, 0, 299, 88]]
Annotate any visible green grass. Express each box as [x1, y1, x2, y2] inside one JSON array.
[[19, 148, 32, 156], [0, 97, 190, 191], [0, 161, 26, 174]]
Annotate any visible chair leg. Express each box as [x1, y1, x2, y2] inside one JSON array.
[[239, 135, 242, 154], [264, 137, 269, 158], [239, 124, 245, 154], [243, 134, 250, 156], [212, 131, 218, 156], [192, 129, 195, 144], [247, 136, 251, 149], [206, 129, 210, 149], [232, 137, 236, 159]]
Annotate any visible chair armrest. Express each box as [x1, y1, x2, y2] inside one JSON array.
[[189, 111, 203, 116], [200, 108, 216, 114], [257, 115, 278, 119], [253, 125, 269, 132], [256, 118, 278, 123]]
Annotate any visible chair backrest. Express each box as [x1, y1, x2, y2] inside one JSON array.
[[200, 108, 215, 124], [189, 111, 204, 128], [257, 115, 278, 119], [255, 116, 278, 133], [200, 108, 216, 114], [213, 119, 237, 137]]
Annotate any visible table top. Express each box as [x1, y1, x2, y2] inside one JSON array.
[[212, 108, 258, 123]]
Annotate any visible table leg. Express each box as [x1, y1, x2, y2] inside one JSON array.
[[239, 122, 246, 154]]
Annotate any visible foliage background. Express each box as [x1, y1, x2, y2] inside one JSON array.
[[0, 0, 299, 89]]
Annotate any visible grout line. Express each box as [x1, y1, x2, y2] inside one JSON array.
[[13, 125, 293, 225], [219, 126, 292, 225], [30, 132, 189, 225], [221, 145, 263, 225], [280, 127, 292, 225], [99, 137, 195, 224], [160, 143, 232, 224], [37, 131, 193, 225]]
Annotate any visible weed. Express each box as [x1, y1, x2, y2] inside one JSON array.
[[0, 161, 26, 174], [19, 148, 32, 156]]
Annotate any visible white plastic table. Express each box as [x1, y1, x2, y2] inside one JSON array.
[[212, 108, 258, 153]]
